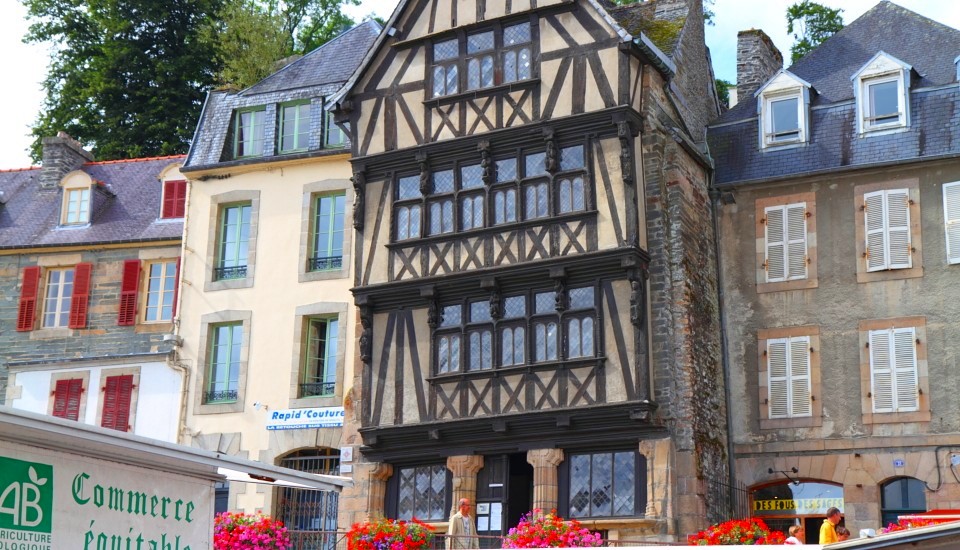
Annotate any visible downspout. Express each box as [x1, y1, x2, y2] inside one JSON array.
[[708, 170, 739, 498], [170, 171, 194, 445]]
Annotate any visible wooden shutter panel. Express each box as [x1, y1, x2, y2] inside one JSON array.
[[886, 190, 912, 269], [789, 337, 812, 417], [162, 180, 176, 218], [893, 328, 919, 412], [786, 204, 808, 279], [102, 375, 134, 432], [865, 191, 887, 271], [765, 206, 787, 282], [767, 339, 789, 419], [117, 259, 141, 326], [52, 379, 83, 421], [944, 182, 960, 264], [870, 330, 895, 413], [171, 257, 181, 316], [68, 262, 93, 329], [16, 266, 42, 331]]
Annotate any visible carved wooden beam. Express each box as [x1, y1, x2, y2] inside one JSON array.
[[351, 165, 366, 231]]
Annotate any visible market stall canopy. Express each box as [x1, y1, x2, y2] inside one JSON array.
[[0, 406, 352, 491]]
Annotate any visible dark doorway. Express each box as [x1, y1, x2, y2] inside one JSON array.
[[475, 454, 533, 547]]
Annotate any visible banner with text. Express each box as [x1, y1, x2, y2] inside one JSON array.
[[265, 407, 344, 430]]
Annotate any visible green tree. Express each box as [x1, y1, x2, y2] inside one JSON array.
[[23, 0, 223, 161], [206, 0, 288, 89], [715, 78, 732, 108], [786, 0, 844, 64]]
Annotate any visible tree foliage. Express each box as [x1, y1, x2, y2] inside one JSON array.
[[786, 0, 844, 64], [715, 78, 732, 108], [206, 0, 288, 90]]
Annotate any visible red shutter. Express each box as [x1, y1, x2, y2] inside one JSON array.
[[162, 180, 187, 219], [117, 259, 141, 326], [101, 375, 134, 432], [68, 262, 93, 329], [171, 257, 181, 316], [16, 266, 42, 331], [52, 379, 83, 421]]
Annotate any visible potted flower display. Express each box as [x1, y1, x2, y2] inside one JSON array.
[[214, 512, 292, 549], [346, 517, 435, 550], [687, 517, 786, 545], [502, 509, 602, 548]]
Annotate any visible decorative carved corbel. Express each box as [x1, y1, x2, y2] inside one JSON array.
[[489, 285, 501, 320], [359, 303, 373, 364], [617, 120, 635, 187], [427, 298, 439, 329], [543, 128, 558, 173], [478, 140, 494, 184], [553, 278, 567, 312], [629, 269, 647, 327], [416, 152, 430, 195], [351, 167, 366, 231]]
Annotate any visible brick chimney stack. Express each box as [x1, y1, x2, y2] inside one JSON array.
[[39, 132, 94, 190], [736, 29, 783, 105]]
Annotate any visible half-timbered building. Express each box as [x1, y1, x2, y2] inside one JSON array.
[[337, 0, 727, 540]]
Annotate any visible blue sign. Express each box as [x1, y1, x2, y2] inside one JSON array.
[[266, 407, 344, 430], [893, 459, 905, 468]]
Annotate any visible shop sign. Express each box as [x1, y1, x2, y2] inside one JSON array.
[[753, 497, 845, 515], [265, 407, 344, 430], [0, 442, 212, 550]]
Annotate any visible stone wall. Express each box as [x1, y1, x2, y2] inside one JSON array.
[[735, 29, 783, 104], [39, 133, 94, 190]]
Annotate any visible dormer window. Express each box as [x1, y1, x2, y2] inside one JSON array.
[[756, 70, 811, 149], [233, 107, 266, 157], [60, 172, 94, 226], [853, 51, 911, 135], [279, 101, 311, 153]]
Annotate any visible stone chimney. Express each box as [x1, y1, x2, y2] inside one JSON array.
[[39, 132, 94, 190], [736, 29, 783, 105], [653, 0, 690, 21]]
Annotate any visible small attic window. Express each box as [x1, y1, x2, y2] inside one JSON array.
[[60, 173, 92, 226], [852, 51, 911, 135], [756, 70, 812, 149]]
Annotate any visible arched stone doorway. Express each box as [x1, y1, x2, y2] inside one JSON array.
[[751, 480, 844, 541], [275, 448, 340, 549]]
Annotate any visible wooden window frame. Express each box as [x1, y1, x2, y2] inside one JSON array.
[[762, 93, 804, 147], [391, 464, 451, 522], [755, 192, 817, 293], [861, 74, 906, 132], [309, 192, 347, 272], [233, 107, 267, 158], [943, 181, 960, 264], [278, 100, 311, 154], [854, 179, 922, 283], [97, 367, 141, 433], [205, 190, 260, 292], [48, 371, 90, 421], [41, 267, 75, 329], [289, 302, 348, 408], [299, 180, 352, 282], [858, 317, 930, 424], [560, 450, 643, 519], [757, 326, 822, 430], [300, 317, 339, 398], [141, 259, 178, 324], [194, 310, 252, 414], [324, 107, 346, 149], [160, 179, 187, 219]]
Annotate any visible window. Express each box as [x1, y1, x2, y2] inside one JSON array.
[[430, 23, 533, 97], [766, 337, 811, 419], [301, 318, 338, 397], [881, 478, 926, 527], [101, 374, 134, 432], [853, 52, 911, 134], [143, 260, 178, 323], [279, 101, 311, 153], [755, 71, 811, 148], [396, 465, 448, 521], [567, 451, 639, 518], [434, 286, 597, 375], [764, 96, 802, 145], [234, 108, 266, 157], [17, 263, 91, 331], [864, 189, 911, 271], [395, 175, 422, 241], [764, 202, 808, 282], [205, 323, 242, 403], [42, 268, 74, 328], [161, 180, 187, 219], [868, 327, 918, 414], [943, 181, 960, 264], [310, 193, 345, 271], [216, 203, 251, 280], [51, 378, 84, 421], [63, 187, 90, 225], [325, 112, 346, 148], [276, 450, 340, 546]]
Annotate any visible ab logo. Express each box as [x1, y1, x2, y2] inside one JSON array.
[[0, 456, 53, 533]]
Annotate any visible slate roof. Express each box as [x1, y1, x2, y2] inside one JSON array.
[[708, 1, 960, 186], [607, 1, 682, 57], [0, 156, 185, 249], [184, 20, 381, 170]]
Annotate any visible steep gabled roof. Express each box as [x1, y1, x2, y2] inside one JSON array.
[[0, 156, 185, 249]]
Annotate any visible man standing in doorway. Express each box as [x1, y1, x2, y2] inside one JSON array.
[[447, 498, 477, 549], [820, 507, 842, 544]]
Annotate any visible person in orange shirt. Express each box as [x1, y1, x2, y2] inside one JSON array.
[[819, 507, 842, 544]]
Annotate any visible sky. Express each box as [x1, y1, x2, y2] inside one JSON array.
[[2, 0, 959, 169]]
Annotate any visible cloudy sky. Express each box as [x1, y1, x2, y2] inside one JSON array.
[[2, 0, 959, 169]]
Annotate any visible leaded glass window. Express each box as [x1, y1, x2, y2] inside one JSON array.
[[467, 31, 495, 90], [525, 152, 547, 177], [559, 177, 586, 213], [525, 183, 549, 219], [433, 39, 459, 97], [496, 158, 518, 182], [429, 200, 455, 235], [461, 195, 484, 230], [568, 451, 637, 518], [397, 465, 448, 521], [560, 145, 585, 171], [502, 23, 532, 83], [494, 188, 517, 225], [396, 205, 421, 240]]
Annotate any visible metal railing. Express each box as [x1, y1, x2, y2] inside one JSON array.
[[203, 389, 238, 403], [299, 382, 336, 397], [289, 532, 679, 549], [700, 476, 752, 525], [214, 265, 247, 280], [309, 256, 342, 271]]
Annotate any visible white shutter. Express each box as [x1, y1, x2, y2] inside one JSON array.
[[765, 206, 787, 282], [892, 328, 919, 412], [789, 337, 812, 417], [943, 182, 960, 264], [767, 339, 789, 419], [865, 191, 888, 271], [786, 204, 808, 279], [870, 329, 895, 413], [886, 190, 912, 269]]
